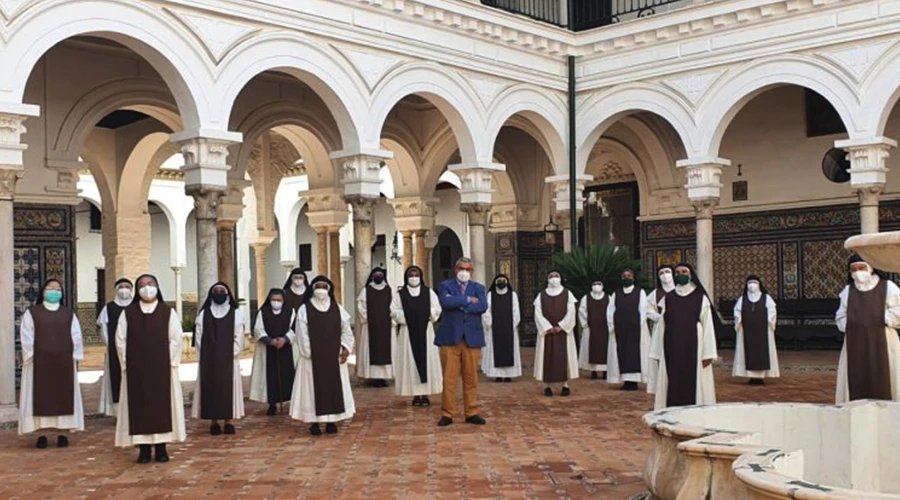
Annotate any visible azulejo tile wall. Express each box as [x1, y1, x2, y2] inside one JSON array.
[[641, 201, 900, 302], [13, 204, 77, 383]]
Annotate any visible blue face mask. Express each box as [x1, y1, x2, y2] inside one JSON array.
[[44, 290, 62, 304]]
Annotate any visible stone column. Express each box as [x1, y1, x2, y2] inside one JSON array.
[[414, 230, 428, 269], [461, 204, 490, 283], [836, 137, 896, 234], [449, 162, 506, 283], [347, 197, 376, 304], [546, 174, 592, 252], [171, 266, 184, 319], [329, 229, 342, 302], [315, 227, 328, 275], [0, 104, 39, 422], [336, 152, 385, 303], [305, 187, 350, 279], [423, 233, 438, 285], [252, 239, 273, 308], [402, 231, 414, 269], [676, 157, 730, 302], [173, 131, 241, 307], [217, 220, 237, 290]]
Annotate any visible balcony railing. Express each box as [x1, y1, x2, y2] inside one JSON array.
[[481, 0, 693, 31], [480, 0, 563, 26]]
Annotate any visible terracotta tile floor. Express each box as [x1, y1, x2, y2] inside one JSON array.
[[1, 348, 838, 499]]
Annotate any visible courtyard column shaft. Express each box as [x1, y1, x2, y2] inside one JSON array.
[[252, 238, 274, 308], [676, 157, 730, 303], [836, 137, 896, 234], [315, 227, 328, 275], [546, 174, 592, 252], [172, 130, 241, 306], [402, 231, 414, 269], [0, 105, 39, 421], [172, 266, 184, 319], [390, 197, 437, 279], [305, 187, 351, 279], [449, 162, 506, 283], [414, 230, 428, 271], [329, 229, 342, 303], [217, 220, 237, 290], [348, 199, 375, 302]]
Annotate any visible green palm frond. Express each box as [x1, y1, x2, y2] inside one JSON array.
[[550, 245, 650, 300]]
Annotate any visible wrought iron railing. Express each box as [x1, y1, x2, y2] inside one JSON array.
[[480, 0, 563, 26]]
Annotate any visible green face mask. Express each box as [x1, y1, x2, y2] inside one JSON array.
[[622, 278, 634, 287], [674, 274, 691, 286], [44, 290, 62, 304]]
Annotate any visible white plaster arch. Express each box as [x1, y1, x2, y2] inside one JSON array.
[[119, 132, 171, 217], [215, 33, 369, 151], [576, 83, 698, 175], [859, 41, 900, 137], [697, 55, 860, 157], [272, 125, 333, 190], [273, 177, 310, 270], [148, 184, 193, 269], [1, 0, 210, 129], [487, 84, 568, 174], [370, 62, 484, 163], [380, 134, 423, 198], [420, 127, 462, 197]]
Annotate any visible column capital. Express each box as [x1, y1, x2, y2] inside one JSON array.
[[0, 168, 23, 201], [186, 186, 224, 220], [305, 187, 349, 228], [449, 162, 505, 205], [171, 130, 241, 190], [389, 196, 438, 231], [461, 203, 491, 226], [346, 196, 377, 223], [677, 157, 731, 203], [692, 199, 717, 219], [545, 173, 592, 215], [332, 150, 391, 199], [490, 203, 541, 232], [0, 105, 39, 168], [835, 136, 896, 190]]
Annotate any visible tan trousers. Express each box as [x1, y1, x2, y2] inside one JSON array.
[[439, 342, 481, 418]]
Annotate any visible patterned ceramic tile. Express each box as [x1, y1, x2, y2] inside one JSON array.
[[802, 240, 851, 299], [713, 244, 779, 301]]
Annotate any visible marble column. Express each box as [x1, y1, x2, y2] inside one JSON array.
[[414, 230, 428, 270], [461, 204, 490, 283], [252, 241, 272, 308], [329, 229, 342, 303], [172, 266, 184, 319], [217, 220, 237, 290], [188, 188, 223, 306], [693, 201, 716, 301], [836, 137, 896, 235], [423, 233, 438, 285], [402, 231, 413, 270], [0, 105, 38, 422], [316, 227, 328, 275], [347, 197, 376, 303]]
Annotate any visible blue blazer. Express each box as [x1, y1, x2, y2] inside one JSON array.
[[435, 279, 488, 348]]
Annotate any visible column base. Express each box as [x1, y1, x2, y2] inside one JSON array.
[[0, 403, 18, 424]]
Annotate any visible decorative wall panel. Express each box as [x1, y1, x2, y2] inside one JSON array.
[[713, 244, 778, 300], [802, 240, 851, 299]]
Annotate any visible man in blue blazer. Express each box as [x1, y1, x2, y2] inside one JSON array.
[[435, 257, 488, 427]]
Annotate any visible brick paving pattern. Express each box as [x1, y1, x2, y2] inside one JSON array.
[[1, 349, 837, 499]]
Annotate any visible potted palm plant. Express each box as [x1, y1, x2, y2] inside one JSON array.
[[550, 245, 650, 299]]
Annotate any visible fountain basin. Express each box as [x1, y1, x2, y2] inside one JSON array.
[[643, 401, 900, 499], [845, 231, 900, 273]]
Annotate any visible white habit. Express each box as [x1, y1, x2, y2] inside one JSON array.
[[18, 304, 85, 435], [649, 284, 717, 410], [96, 297, 132, 417], [355, 283, 395, 380], [577, 292, 610, 372], [191, 306, 245, 420], [114, 301, 186, 446], [249, 309, 298, 403], [732, 293, 781, 379], [290, 300, 356, 423], [392, 286, 443, 396], [533, 288, 579, 382], [607, 287, 651, 384], [834, 278, 900, 404], [481, 290, 522, 378], [645, 288, 671, 394]]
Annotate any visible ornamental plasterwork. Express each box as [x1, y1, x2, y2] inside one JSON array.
[[247, 135, 299, 177], [662, 70, 724, 106], [338, 46, 404, 91], [168, 9, 260, 63], [818, 38, 897, 81], [592, 161, 635, 184]]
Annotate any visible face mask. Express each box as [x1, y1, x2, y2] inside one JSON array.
[[270, 301, 283, 312], [407, 277, 421, 287], [373, 275, 385, 285], [496, 280, 508, 290], [292, 277, 305, 287], [117, 287, 133, 301], [747, 282, 760, 294], [622, 278, 634, 287], [660, 273, 674, 286], [139, 286, 158, 300], [457, 270, 470, 283], [548, 277, 561, 288], [674, 274, 691, 286], [852, 270, 871, 284], [43, 290, 62, 304], [592, 285, 603, 294], [212, 293, 228, 305], [314, 289, 329, 300]]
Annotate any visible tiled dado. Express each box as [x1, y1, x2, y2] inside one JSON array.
[[642, 201, 900, 302]]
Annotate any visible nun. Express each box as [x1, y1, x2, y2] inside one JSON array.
[[290, 276, 356, 435], [392, 266, 443, 406], [114, 274, 185, 463], [18, 279, 84, 448], [192, 282, 245, 435], [607, 269, 650, 391], [835, 254, 900, 403], [250, 289, 298, 415], [733, 276, 780, 385], [481, 274, 522, 382], [356, 267, 395, 387], [645, 266, 675, 393], [649, 263, 717, 410], [96, 277, 133, 417], [533, 270, 579, 397], [577, 280, 610, 380], [283, 268, 309, 314]]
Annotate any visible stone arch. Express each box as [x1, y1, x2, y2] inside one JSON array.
[[486, 84, 568, 174], [379, 136, 422, 199], [119, 132, 173, 217], [78, 147, 117, 213], [697, 55, 859, 157], [577, 83, 698, 175], [1, 0, 209, 129], [370, 62, 483, 164], [420, 127, 462, 198], [216, 32, 369, 151], [859, 41, 900, 136]]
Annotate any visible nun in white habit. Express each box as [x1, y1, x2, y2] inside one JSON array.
[[96, 277, 133, 417], [392, 266, 443, 405], [533, 270, 579, 397], [577, 280, 610, 378], [607, 269, 651, 390], [250, 288, 298, 415], [732, 275, 780, 385], [645, 266, 675, 394], [356, 267, 395, 385], [481, 274, 522, 381], [290, 276, 356, 435]]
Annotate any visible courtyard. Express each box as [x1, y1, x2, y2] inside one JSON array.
[[0, 349, 836, 499]]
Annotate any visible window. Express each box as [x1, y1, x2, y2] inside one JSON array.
[[298, 244, 312, 271], [89, 204, 102, 232]]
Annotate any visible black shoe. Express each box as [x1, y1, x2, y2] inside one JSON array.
[[374, 379, 388, 388], [210, 423, 222, 435], [561, 386, 571, 397], [749, 378, 765, 386], [266, 404, 277, 416], [544, 387, 553, 397], [504, 378, 512, 383], [622, 381, 638, 391], [154, 444, 169, 463], [224, 423, 235, 435], [591, 371, 598, 380], [465, 415, 486, 425], [325, 423, 338, 434], [310, 424, 322, 436], [601, 372, 607, 380], [422, 396, 431, 407], [412, 396, 422, 406], [57, 435, 68, 448], [137, 445, 151, 464], [495, 377, 503, 383], [35, 436, 47, 449], [437, 416, 453, 427]]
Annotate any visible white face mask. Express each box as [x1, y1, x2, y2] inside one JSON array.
[[270, 301, 283, 312], [313, 288, 329, 300], [139, 286, 158, 300], [407, 277, 421, 288], [747, 282, 760, 294], [659, 271, 674, 286], [852, 270, 872, 285], [292, 278, 305, 288], [456, 270, 470, 283], [548, 277, 562, 288], [117, 287, 133, 301], [591, 284, 603, 294]]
